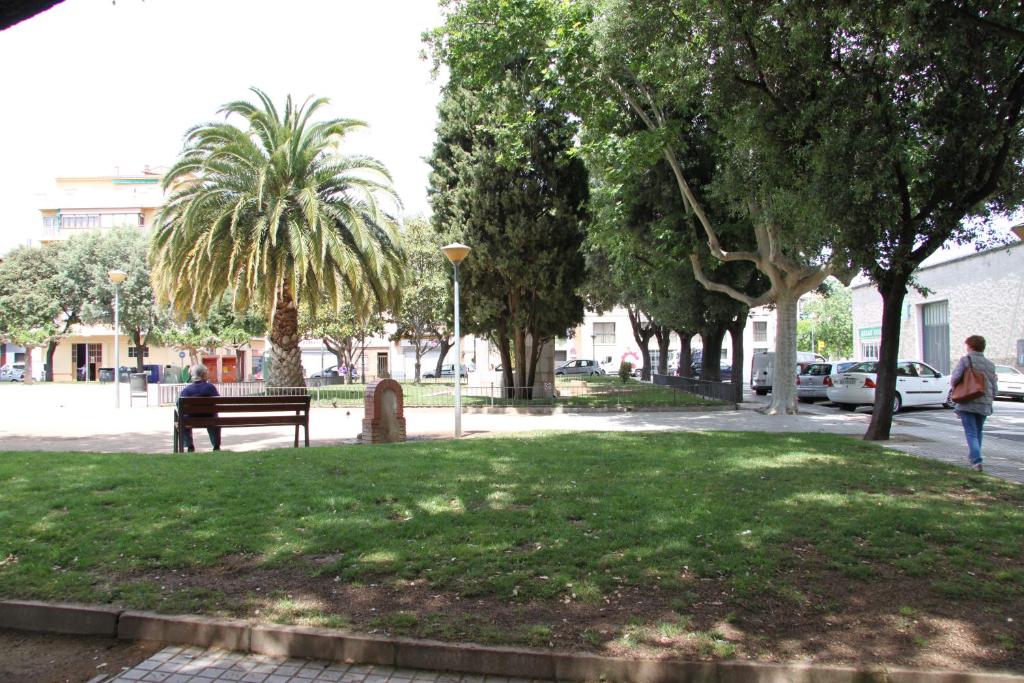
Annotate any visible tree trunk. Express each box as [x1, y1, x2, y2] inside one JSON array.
[[627, 307, 656, 381], [133, 330, 146, 372], [767, 294, 799, 415], [700, 326, 726, 381], [639, 339, 652, 381], [44, 340, 58, 382], [655, 327, 671, 376], [513, 326, 528, 399], [495, 329, 515, 398], [434, 338, 453, 378], [674, 330, 692, 376], [864, 283, 908, 440], [729, 314, 747, 401], [267, 288, 305, 388], [23, 346, 36, 385]]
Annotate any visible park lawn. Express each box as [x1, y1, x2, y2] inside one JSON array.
[[0, 432, 1022, 670], [555, 375, 721, 407]]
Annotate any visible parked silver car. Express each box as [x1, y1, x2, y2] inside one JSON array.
[[0, 363, 26, 382], [796, 361, 858, 402], [555, 359, 604, 376]]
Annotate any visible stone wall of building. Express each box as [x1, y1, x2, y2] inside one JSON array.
[[851, 242, 1024, 370]]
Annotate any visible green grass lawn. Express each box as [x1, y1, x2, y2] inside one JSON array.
[[0, 432, 1021, 667]]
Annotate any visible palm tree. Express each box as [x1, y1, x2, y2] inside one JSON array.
[[151, 88, 404, 387]]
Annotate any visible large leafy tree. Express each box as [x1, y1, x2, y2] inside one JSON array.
[[429, 86, 589, 396], [0, 244, 61, 384], [300, 299, 384, 384], [75, 227, 169, 372], [151, 88, 404, 387], [797, 283, 853, 360], [429, 0, 853, 414], [390, 217, 452, 383]]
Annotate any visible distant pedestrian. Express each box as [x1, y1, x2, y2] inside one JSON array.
[[179, 364, 221, 452], [950, 335, 998, 472]]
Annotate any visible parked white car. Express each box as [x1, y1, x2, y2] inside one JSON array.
[[0, 363, 26, 382], [994, 365, 1024, 401], [826, 360, 953, 412]]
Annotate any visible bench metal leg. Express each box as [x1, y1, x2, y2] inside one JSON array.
[[173, 425, 179, 453], [304, 422, 309, 447]]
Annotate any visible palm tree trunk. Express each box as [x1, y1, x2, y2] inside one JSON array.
[[267, 288, 305, 388]]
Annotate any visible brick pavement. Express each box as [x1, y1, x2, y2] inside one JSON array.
[[107, 645, 545, 683]]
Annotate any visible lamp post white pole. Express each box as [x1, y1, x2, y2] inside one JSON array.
[[441, 243, 471, 438], [109, 269, 128, 408]]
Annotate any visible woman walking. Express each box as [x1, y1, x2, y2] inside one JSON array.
[[950, 335, 998, 471]]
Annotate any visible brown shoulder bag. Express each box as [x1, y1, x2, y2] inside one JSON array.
[[950, 356, 985, 403]]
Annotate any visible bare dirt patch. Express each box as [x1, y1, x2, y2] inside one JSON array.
[[0, 628, 161, 683], [105, 553, 1023, 675]]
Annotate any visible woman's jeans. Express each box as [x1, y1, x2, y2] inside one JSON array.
[[957, 411, 986, 465]]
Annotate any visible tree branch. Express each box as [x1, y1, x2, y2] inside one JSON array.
[[690, 255, 774, 308]]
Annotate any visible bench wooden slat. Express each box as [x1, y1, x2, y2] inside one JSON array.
[[179, 396, 310, 406], [177, 404, 309, 413], [174, 394, 311, 452], [183, 416, 306, 428]]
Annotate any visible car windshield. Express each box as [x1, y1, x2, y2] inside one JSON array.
[[995, 365, 1022, 375], [802, 363, 831, 376], [848, 362, 878, 374]]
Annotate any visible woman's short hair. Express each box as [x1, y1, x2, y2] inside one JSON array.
[[190, 364, 209, 381], [965, 335, 986, 352]]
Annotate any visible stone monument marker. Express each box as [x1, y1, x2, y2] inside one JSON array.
[[362, 378, 407, 444]]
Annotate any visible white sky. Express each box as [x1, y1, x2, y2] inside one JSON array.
[[0, 0, 445, 253], [0, 0, 1018, 262]]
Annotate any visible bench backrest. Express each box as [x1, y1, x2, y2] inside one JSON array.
[[177, 395, 311, 414]]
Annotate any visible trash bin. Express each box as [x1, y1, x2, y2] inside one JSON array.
[[98, 367, 115, 383], [129, 372, 149, 407], [143, 364, 161, 383], [129, 372, 148, 394]]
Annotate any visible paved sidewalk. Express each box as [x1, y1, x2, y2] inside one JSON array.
[[0, 384, 1020, 484], [108, 644, 543, 683]]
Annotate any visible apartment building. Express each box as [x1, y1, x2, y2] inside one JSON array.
[[31, 172, 265, 382]]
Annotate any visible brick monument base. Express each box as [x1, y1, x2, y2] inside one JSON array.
[[361, 379, 406, 444]]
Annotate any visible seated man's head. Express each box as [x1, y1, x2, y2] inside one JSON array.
[[190, 364, 209, 382]]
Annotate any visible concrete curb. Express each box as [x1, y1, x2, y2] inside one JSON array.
[[1, 600, 1021, 682]]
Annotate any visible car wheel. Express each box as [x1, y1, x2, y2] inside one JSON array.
[[556, 372, 564, 376], [943, 397, 956, 409], [754, 388, 768, 396], [798, 397, 814, 403], [892, 392, 903, 413], [835, 402, 856, 411]]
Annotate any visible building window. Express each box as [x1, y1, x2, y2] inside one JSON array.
[[753, 321, 767, 343], [128, 346, 149, 358], [862, 343, 880, 360], [753, 347, 767, 355], [720, 348, 728, 359], [593, 322, 615, 345]]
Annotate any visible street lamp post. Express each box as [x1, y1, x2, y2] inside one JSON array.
[[108, 269, 128, 408], [441, 242, 471, 438], [591, 333, 596, 363]]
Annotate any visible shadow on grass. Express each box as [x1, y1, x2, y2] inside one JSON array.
[[1, 431, 1022, 669]]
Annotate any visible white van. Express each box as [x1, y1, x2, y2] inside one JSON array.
[[750, 351, 824, 395]]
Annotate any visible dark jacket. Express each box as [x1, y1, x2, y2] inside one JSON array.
[[951, 352, 998, 416]]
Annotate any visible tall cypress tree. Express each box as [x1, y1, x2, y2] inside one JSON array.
[[429, 87, 589, 396]]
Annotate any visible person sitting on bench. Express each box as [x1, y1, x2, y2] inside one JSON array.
[[180, 364, 221, 452]]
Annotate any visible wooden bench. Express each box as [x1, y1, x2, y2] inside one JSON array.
[[174, 395, 311, 453]]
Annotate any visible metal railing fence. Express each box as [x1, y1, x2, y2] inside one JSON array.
[[158, 377, 730, 408], [651, 373, 743, 403]]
